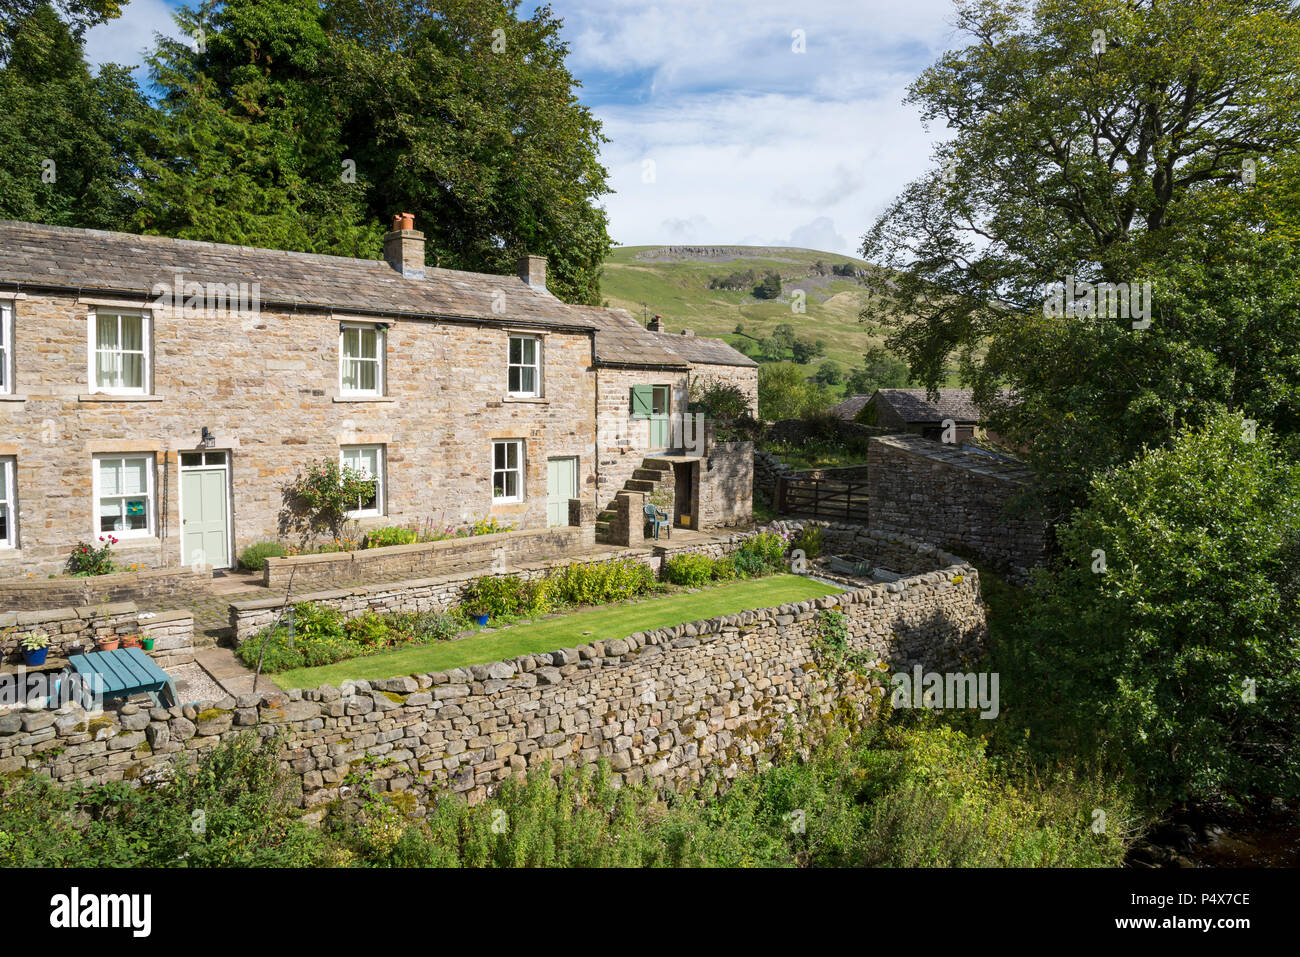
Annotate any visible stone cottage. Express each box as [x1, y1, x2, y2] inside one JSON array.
[[0, 216, 756, 576]]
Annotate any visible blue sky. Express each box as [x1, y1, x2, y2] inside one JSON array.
[[84, 0, 960, 256]]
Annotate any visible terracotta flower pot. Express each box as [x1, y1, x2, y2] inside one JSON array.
[[96, 637, 120, 651], [121, 635, 142, 649]]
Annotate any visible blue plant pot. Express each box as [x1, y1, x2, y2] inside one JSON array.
[[23, 647, 49, 666], [473, 614, 489, 627]]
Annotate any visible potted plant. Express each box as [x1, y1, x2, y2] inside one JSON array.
[[141, 636, 155, 651], [121, 634, 142, 650], [96, 634, 121, 651], [20, 631, 51, 666], [464, 602, 490, 627]]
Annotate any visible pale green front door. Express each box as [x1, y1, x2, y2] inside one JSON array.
[[546, 456, 578, 527], [649, 385, 671, 448], [181, 467, 230, 569]]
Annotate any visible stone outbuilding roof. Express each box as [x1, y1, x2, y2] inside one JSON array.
[[0, 219, 749, 370], [867, 388, 984, 424]]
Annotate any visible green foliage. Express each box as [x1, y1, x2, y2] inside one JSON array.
[[1008, 414, 1300, 805], [0, 734, 324, 867], [732, 549, 766, 579], [662, 553, 714, 588], [543, 558, 657, 607], [364, 526, 419, 549], [460, 574, 550, 620], [735, 532, 789, 574], [64, 536, 115, 576], [844, 346, 910, 395], [238, 540, 286, 571], [324, 722, 1132, 868], [0, 4, 148, 229], [280, 458, 376, 544], [813, 359, 843, 385], [862, 0, 1300, 513], [710, 556, 738, 582], [236, 602, 462, 673], [758, 362, 833, 420], [791, 524, 824, 559], [754, 271, 782, 299]]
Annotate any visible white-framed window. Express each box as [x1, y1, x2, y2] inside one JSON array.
[[492, 439, 524, 502], [90, 309, 150, 394], [0, 303, 12, 395], [94, 455, 154, 538], [0, 457, 15, 548], [340, 323, 385, 395], [341, 444, 384, 516], [507, 335, 541, 396]]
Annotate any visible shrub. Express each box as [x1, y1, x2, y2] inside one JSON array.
[[791, 524, 824, 559], [1011, 413, 1300, 805], [239, 541, 286, 571], [545, 558, 657, 606], [280, 458, 377, 543], [344, 612, 394, 649], [65, 537, 116, 576], [236, 602, 354, 672], [663, 553, 714, 587], [365, 526, 419, 548], [460, 575, 550, 620], [735, 532, 788, 574], [710, 557, 738, 582], [732, 549, 765, 578]]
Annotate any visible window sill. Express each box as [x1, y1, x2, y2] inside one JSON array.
[[92, 535, 161, 547], [503, 395, 547, 404], [0, 394, 26, 402], [79, 394, 163, 403], [333, 396, 395, 403]]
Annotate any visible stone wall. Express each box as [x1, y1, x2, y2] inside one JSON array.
[[0, 294, 598, 576], [0, 565, 211, 613], [697, 440, 753, 529], [3, 555, 985, 806], [687, 363, 759, 416], [262, 525, 593, 590], [0, 602, 195, 670], [867, 435, 1049, 582]]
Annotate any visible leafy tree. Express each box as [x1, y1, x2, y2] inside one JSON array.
[[280, 457, 377, 543], [136, 0, 612, 303], [754, 271, 782, 300], [844, 345, 910, 395], [0, 0, 120, 64], [1010, 414, 1300, 805], [0, 3, 149, 228], [758, 362, 831, 420], [791, 338, 819, 364], [814, 360, 843, 385], [136, 0, 382, 256], [757, 336, 784, 362], [771, 323, 796, 349], [861, 0, 1300, 515]]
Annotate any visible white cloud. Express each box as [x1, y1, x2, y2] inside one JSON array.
[[83, 0, 183, 75]]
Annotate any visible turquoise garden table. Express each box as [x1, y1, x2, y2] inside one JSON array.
[[65, 648, 179, 708]]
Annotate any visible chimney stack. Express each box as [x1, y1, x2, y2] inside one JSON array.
[[517, 254, 548, 290], [648, 314, 663, 332], [383, 213, 425, 279]]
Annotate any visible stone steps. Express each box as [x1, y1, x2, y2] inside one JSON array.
[[596, 461, 675, 545]]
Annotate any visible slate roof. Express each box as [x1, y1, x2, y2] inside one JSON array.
[[652, 331, 757, 368], [565, 306, 687, 367], [870, 388, 984, 424], [828, 393, 873, 420], [0, 219, 747, 369]]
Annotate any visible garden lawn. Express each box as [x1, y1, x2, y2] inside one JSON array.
[[275, 574, 843, 688]]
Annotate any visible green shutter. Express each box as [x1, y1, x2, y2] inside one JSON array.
[[630, 385, 653, 418]]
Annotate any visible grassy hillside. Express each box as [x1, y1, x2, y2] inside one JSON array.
[[599, 245, 893, 396]]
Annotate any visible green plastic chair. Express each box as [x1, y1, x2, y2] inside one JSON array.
[[644, 502, 671, 540]]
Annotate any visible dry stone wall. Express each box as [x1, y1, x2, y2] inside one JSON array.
[[1, 553, 985, 806], [867, 435, 1049, 582]]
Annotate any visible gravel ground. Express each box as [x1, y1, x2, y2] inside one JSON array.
[[166, 662, 226, 705]]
